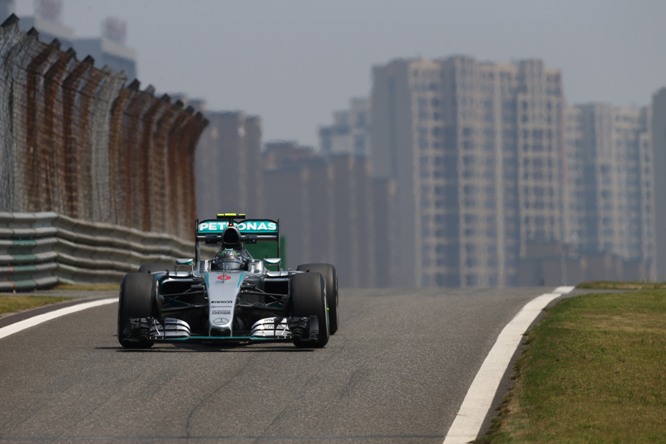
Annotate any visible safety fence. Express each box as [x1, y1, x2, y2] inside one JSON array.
[[0, 212, 202, 291], [0, 15, 208, 241]]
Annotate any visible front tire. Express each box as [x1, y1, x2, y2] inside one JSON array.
[[297, 263, 338, 335], [118, 272, 158, 349], [289, 272, 329, 348]]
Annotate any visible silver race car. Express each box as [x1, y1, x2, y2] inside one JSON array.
[[117, 213, 338, 349]]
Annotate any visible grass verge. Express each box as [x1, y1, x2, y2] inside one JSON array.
[[53, 282, 120, 292], [478, 288, 666, 443], [0, 295, 71, 315], [576, 281, 666, 290], [0, 283, 119, 315]]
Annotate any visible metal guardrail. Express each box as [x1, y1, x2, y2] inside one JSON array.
[[0, 212, 197, 292]]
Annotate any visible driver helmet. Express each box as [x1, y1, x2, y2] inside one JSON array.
[[216, 248, 243, 270]]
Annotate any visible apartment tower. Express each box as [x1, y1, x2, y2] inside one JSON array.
[[652, 88, 666, 280], [565, 104, 654, 280], [195, 111, 263, 220], [372, 56, 564, 287]]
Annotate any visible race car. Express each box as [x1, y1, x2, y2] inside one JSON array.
[[117, 213, 338, 349]]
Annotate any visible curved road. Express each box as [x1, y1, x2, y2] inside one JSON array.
[[0, 287, 552, 443]]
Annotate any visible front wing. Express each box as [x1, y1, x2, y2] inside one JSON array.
[[143, 315, 320, 344]]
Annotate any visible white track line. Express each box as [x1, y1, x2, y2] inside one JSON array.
[[0, 298, 118, 340], [443, 286, 575, 444]]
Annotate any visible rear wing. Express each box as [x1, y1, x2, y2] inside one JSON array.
[[194, 213, 281, 265], [196, 219, 279, 241]]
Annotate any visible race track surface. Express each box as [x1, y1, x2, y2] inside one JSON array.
[[0, 287, 550, 443]]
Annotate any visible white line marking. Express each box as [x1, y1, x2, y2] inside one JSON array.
[[443, 286, 575, 444], [0, 298, 118, 340]]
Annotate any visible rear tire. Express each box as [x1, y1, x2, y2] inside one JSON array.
[[289, 272, 329, 348], [297, 263, 338, 335], [118, 272, 158, 349]]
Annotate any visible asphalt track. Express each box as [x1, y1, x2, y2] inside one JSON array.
[[0, 287, 565, 443]]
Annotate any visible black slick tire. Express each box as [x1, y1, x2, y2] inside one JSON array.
[[118, 272, 157, 349], [297, 263, 338, 335], [289, 272, 329, 348]]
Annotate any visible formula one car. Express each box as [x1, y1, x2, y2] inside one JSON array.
[[117, 213, 338, 349]]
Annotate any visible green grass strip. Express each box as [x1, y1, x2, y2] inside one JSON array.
[[0, 296, 70, 315], [577, 281, 666, 290], [479, 290, 666, 443]]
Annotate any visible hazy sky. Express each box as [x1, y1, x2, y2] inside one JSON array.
[[14, 0, 666, 147]]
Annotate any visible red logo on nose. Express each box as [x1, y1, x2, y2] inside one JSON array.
[[217, 275, 231, 281]]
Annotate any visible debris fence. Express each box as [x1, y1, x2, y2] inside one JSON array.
[[0, 15, 208, 240]]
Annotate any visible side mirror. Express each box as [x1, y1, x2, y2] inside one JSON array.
[[176, 258, 194, 272], [262, 257, 281, 266]]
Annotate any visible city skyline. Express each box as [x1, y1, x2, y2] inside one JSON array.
[[192, 54, 656, 287], [0, 9, 660, 287], [10, 0, 666, 147]]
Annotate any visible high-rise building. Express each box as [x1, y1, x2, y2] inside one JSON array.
[[565, 103, 654, 280], [0, 0, 15, 22], [651, 88, 666, 280], [18, 2, 136, 80], [261, 141, 391, 287], [371, 56, 565, 287], [195, 111, 263, 220], [262, 141, 317, 270], [71, 17, 137, 80], [18, 0, 75, 48], [319, 97, 371, 157]]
